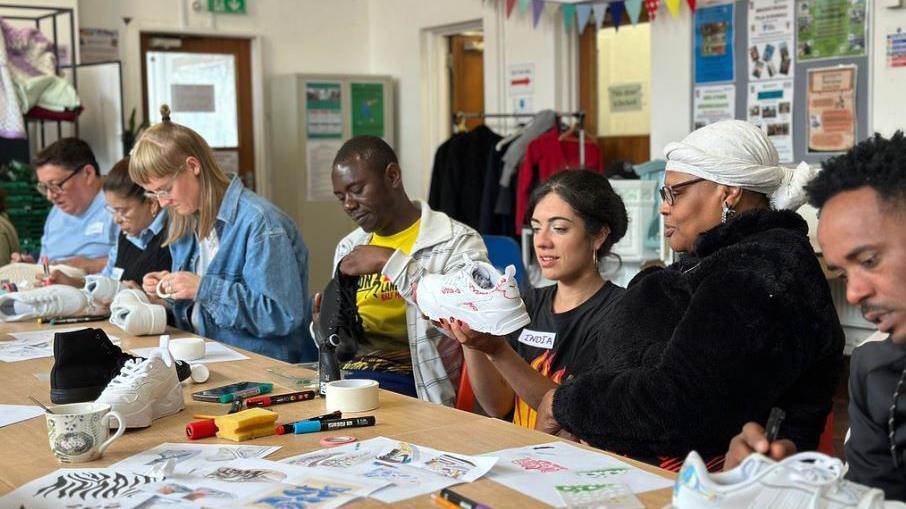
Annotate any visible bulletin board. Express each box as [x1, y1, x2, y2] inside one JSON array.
[[690, 0, 869, 165]]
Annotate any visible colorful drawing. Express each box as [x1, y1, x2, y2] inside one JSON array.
[[378, 442, 419, 464], [364, 464, 421, 487], [317, 452, 371, 469], [512, 457, 568, 473], [424, 454, 476, 480], [205, 467, 288, 483], [249, 482, 352, 509], [154, 482, 235, 501], [575, 467, 630, 479]]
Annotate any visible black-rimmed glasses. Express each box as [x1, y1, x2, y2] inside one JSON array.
[[659, 177, 706, 206], [36, 166, 84, 195]]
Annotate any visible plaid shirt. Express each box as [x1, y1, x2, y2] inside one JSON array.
[[333, 201, 489, 406]]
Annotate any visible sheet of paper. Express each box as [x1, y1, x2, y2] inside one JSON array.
[[747, 78, 795, 162], [141, 458, 389, 508], [0, 328, 120, 363], [807, 65, 857, 153], [693, 84, 736, 129], [112, 443, 280, 476], [0, 404, 44, 428], [694, 3, 735, 84], [0, 468, 157, 509], [747, 0, 795, 81], [484, 442, 673, 508], [280, 436, 498, 503], [130, 340, 249, 364]]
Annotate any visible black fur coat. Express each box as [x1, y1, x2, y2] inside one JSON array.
[[553, 209, 844, 460]]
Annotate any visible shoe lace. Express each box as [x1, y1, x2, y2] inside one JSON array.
[[783, 453, 879, 508], [107, 358, 151, 388]]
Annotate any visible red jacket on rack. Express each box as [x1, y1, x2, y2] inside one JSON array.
[[514, 128, 602, 232]]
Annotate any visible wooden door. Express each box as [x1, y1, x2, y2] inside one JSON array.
[[140, 34, 256, 190], [450, 34, 484, 131]]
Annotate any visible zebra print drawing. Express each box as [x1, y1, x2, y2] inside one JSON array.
[[33, 471, 154, 500]]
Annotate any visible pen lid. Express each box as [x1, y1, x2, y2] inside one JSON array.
[[292, 421, 322, 434]]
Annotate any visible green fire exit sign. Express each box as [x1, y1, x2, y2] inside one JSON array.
[[208, 0, 246, 14]]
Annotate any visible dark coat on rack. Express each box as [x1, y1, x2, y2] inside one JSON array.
[[552, 208, 845, 463], [428, 125, 501, 230]]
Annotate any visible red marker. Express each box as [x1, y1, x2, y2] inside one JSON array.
[[245, 390, 316, 408]]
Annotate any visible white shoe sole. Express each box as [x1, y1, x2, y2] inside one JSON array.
[[113, 379, 184, 428]]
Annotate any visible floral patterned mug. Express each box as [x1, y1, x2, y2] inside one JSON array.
[[45, 402, 125, 463]]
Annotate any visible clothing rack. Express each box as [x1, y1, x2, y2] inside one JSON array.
[[451, 110, 588, 166]]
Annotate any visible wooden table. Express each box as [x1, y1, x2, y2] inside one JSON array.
[[0, 321, 674, 507]]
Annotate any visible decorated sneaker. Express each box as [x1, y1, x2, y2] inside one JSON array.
[[669, 450, 903, 509], [416, 254, 530, 335], [96, 337, 184, 428], [0, 284, 97, 322], [84, 275, 123, 306]]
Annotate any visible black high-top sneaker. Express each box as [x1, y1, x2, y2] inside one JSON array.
[[50, 328, 192, 404], [318, 269, 364, 362]]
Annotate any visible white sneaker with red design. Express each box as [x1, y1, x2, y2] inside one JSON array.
[[416, 254, 530, 335]]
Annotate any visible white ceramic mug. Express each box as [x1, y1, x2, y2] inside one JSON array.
[[45, 402, 125, 463]]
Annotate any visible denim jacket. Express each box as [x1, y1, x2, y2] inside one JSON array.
[[169, 177, 313, 362]]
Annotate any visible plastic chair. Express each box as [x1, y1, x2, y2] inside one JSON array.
[[455, 363, 475, 412], [482, 235, 525, 286], [818, 410, 835, 456]]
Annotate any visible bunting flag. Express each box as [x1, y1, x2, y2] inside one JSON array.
[[665, 0, 680, 17], [561, 3, 576, 32], [686, 0, 695, 12], [506, 0, 517, 18], [519, 0, 531, 13], [644, 0, 659, 21], [532, 0, 544, 26], [592, 3, 607, 29], [626, 0, 643, 25], [576, 4, 593, 34], [610, 0, 625, 31]]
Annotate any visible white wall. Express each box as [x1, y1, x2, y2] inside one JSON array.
[[870, 4, 906, 137], [649, 8, 693, 160]]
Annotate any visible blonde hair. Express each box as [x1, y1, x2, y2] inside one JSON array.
[[129, 105, 231, 245]]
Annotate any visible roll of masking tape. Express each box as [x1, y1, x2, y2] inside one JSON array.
[[190, 363, 210, 384], [170, 338, 206, 361], [325, 379, 379, 413], [156, 279, 173, 299]]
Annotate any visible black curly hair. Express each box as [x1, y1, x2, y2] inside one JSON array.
[[526, 169, 629, 259], [806, 131, 906, 211]]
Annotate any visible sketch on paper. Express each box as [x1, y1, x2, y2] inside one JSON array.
[[206, 446, 278, 462], [205, 467, 288, 483], [145, 449, 201, 466], [423, 454, 477, 480], [377, 441, 419, 464], [363, 464, 422, 487]]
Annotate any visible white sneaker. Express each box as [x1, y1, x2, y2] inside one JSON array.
[[110, 289, 150, 308], [84, 275, 123, 306], [96, 338, 184, 428], [110, 302, 167, 336], [669, 450, 903, 509], [0, 284, 93, 321], [416, 254, 530, 335]]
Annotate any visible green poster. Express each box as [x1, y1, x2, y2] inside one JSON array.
[[797, 0, 867, 61], [351, 83, 384, 137], [305, 82, 342, 139]]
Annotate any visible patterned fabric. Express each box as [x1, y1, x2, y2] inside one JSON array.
[[659, 454, 724, 473], [644, 0, 660, 21], [0, 24, 24, 139], [333, 201, 489, 407]]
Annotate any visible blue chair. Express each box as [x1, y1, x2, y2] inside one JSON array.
[[482, 235, 525, 286]]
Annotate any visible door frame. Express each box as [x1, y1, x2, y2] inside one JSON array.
[[420, 19, 483, 198], [120, 23, 271, 200]]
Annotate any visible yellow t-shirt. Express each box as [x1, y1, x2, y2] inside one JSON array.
[[355, 220, 420, 353]]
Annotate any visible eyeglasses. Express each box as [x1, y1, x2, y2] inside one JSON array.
[[143, 165, 184, 201], [105, 203, 137, 220], [35, 166, 83, 195], [659, 177, 706, 206]]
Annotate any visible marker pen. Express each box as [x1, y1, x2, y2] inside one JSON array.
[[219, 383, 273, 403], [290, 416, 375, 435], [246, 390, 316, 408]]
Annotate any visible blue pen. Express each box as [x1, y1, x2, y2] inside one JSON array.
[[292, 416, 375, 434]]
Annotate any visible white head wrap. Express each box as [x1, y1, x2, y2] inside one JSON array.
[[663, 120, 816, 210]]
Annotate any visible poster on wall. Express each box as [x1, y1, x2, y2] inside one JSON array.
[[693, 84, 736, 129], [807, 65, 856, 153], [351, 83, 385, 138], [307, 140, 343, 201], [305, 82, 343, 139], [609, 83, 643, 112], [888, 27, 906, 68], [796, 0, 867, 61], [747, 79, 794, 162], [79, 28, 118, 64], [695, 3, 736, 84], [748, 0, 795, 81]]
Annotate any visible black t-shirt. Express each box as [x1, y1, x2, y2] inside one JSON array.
[[508, 281, 624, 428]]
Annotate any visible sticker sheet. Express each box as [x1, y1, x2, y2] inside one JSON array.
[[0, 468, 158, 509], [483, 442, 673, 508], [112, 443, 281, 476], [280, 436, 498, 503]]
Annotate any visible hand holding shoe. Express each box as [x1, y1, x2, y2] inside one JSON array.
[[440, 319, 506, 358], [338, 245, 395, 276]]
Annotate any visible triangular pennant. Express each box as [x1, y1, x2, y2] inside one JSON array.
[[626, 0, 643, 25], [610, 1, 625, 30], [506, 0, 517, 18], [519, 0, 531, 13], [686, 0, 695, 12], [592, 3, 607, 29], [532, 0, 544, 26], [665, 0, 680, 17], [561, 4, 576, 32], [644, 0, 659, 21], [576, 5, 593, 34]]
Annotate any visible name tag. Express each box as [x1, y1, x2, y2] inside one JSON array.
[[518, 329, 556, 350], [84, 221, 104, 236], [111, 267, 124, 281]]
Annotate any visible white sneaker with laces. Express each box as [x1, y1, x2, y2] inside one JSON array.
[[668, 450, 905, 509], [0, 284, 94, 322], [84, 275, 123, 306], [416, 254, 530, 335], [96, 337, 184, 428], [110, 302, 167, 336], [110, 289, 150, 308]]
